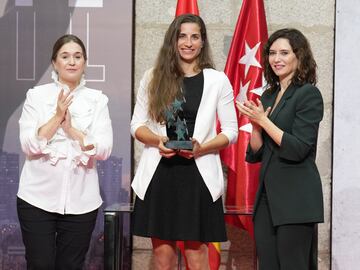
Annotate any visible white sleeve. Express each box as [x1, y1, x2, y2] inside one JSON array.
[[130, 69, 152, 137], [73, 94, 113, 165], [216, 73, 238, 145], [19, 89, 48, 156]]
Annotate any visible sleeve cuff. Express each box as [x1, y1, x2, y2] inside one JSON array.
[[70, 140, 96, 167], [219, 130, 238, 145]]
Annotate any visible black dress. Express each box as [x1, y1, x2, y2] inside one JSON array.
[[132, 71, 227, 242]]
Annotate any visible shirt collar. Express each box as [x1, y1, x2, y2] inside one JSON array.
[[51, 70, 86, 93]]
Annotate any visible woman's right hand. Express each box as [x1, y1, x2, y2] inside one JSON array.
[[56, 89, 73, 121], [158, 136, 176, 158]]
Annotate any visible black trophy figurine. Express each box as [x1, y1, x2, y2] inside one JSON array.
[[164, 97, 193, 150]]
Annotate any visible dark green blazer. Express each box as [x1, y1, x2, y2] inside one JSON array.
[[246, 83, 324, 226]]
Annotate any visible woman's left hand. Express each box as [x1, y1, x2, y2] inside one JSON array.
[[61, 110, 93, 150], [236, 98, 271, 126], [178, 138, 202, 159]]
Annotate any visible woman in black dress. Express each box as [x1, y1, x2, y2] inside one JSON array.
[[131, 14, 238, 269]]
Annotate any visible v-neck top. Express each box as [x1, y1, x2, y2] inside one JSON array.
[[166, 71, 204, 139]]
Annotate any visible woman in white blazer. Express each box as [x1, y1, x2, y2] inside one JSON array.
[[131, 14, 237, 269], [17, 34, 113, 270]]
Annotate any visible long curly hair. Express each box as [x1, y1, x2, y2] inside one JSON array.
[[148, 14, 214, 122], [262, 28, 317, 92]]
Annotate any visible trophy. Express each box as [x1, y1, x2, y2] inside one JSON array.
[[164, 98, 193, 150]]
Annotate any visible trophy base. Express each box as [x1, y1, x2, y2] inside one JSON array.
[[165, 140, 193, 150]]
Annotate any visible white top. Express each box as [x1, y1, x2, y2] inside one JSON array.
[[18, 72, 113, 214], [131, 68, 238, 202]]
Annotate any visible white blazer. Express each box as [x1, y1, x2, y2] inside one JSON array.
[[131, 68, 238, 202]]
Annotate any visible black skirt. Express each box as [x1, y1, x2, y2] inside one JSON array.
[[132, 155, 227, 242]]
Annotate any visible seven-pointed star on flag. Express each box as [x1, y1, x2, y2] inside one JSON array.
[[236, 80, 250, 103], [250, 86, 266, 96], [239, 122, 253, 133], [239, 41, 262, 77], [250, 74, 267, 96], [237, 42, 265, 133], [237, 81, 254, 133]]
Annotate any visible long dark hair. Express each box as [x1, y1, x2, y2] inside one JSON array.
[[262, 28, 317, 92], [51, 34, 87, 62], [148, 14, 214, 122]]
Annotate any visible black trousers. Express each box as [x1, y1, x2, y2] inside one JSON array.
[[17, 197, 98, 270], [254, 194, 315, 270]]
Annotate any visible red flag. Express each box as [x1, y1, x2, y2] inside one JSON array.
[[208, 242, 221, 269], [175, 0, 199, 16], [175, 2, 220, 269], [221, 0, 268, 236]]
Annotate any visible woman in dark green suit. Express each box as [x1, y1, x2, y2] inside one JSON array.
[[236, 28, 324, 270]]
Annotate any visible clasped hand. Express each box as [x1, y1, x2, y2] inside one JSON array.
[[158, 137, 202, 159], [236, 98, 271, 127], [56, 89, 73, 132]]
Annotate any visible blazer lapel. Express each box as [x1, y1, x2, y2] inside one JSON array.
[[192, 69, 209, 139], [265, 84, 297, 153], [269, 84, 297, 121]]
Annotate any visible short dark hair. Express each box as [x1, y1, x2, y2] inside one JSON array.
[[51, 34, 87, 62], [263, 28, 317, 91]]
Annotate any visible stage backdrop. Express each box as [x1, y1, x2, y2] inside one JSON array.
[[0, 0, 133, 269]]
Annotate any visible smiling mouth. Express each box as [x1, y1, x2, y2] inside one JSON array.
[[274, 65, 284, 70], [181, 49, 195, 53]]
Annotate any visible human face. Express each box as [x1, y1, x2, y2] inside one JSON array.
[[268, 38, 299, 85], [177, 22, 203, 66], [52, 41, 86, 89]]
